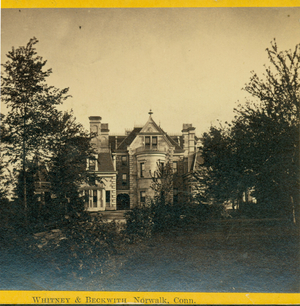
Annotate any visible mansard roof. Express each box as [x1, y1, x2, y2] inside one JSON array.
[[97, 152, 115, 172]]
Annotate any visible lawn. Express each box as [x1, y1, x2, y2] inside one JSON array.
[[0, 218, 299, 292]]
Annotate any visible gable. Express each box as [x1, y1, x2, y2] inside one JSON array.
[[139, 116, 164, 135]]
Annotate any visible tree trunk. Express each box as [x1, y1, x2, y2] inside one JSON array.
[[23, 104, 28, 227]]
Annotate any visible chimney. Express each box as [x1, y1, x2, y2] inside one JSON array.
[[188, 126, 195, 154], [182, 123, 196, 170], [89, 116, 102, 153], [188, 125, 196, 171], [182, 123, 192, 156], [100, 123, 110, 152]]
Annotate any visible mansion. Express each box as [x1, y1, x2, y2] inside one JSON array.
[[81, 111, 203, 211]]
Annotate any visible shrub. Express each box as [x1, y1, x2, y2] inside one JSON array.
[[29, 212, 123, 270], [62, 213, 121, 256], [125, 197, 184, 239], [125, 204, 154, 241]]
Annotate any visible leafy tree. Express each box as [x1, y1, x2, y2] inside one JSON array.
[[1, 37, 70, 224], [232, 40, 300, 220], [150, 161, 174, 203], [194, 126, 239, 207], [47, 110, 94, 218], [196, 41, 299, 223]]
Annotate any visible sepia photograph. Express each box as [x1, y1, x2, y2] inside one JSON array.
[[1, 4, 299, 300]]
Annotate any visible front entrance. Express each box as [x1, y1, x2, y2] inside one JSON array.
[[117, 193, 130, 210]]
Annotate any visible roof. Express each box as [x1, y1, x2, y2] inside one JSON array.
[[109, 135, 127, 151], [107, 115, 194, 153], [116, 127, 143, 150], [97, 153, 115, 172], [191, 151, 205, 171], [165, 134, 184, 152], [158, 125, 184, 152]]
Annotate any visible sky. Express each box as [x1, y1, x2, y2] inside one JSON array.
[[1, 7, 300, 136]]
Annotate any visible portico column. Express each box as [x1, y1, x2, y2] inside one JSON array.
[[102, 189, 106, 209]]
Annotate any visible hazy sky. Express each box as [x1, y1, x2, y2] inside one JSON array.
[[1, 8, 300, 136]]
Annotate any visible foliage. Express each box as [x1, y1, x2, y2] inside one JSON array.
[[124, 196, 226, 241], [150, 161, 174, 203], [1, 37, 69, 225], [47, 110, 94, 217], [1, 38, 93, 224], [125, 204, 154, 241], [62, 213, 120, 258], [233, 40, 299, 220], [1, 37, 70, 164], [194, 126, 244, 207], [125, 161, 220, 240], [29, 212, 123, 270], [194, 40, 300, 221]]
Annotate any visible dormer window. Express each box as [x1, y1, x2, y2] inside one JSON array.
[[145, 136, 150, 149], [144, 136, 158, 149], [152, 136, 157, 148]]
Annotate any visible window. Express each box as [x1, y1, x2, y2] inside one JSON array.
[[145, 136, 158, 149], [93, 190, 97, 207], [89, 159, 96, 171], [121, 155, 127, 166], [140, 191, 146, 203], [106, 190, 110, 203], [145, 136, 150, 148], [173, 161, 178, 173], [152, 136, 157, 148], [122, 173, 127, 186], [140, 162, 145, 177]]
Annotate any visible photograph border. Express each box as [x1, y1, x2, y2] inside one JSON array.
[[1, 0, 299, 304]]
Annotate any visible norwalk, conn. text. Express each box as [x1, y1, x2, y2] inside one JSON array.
[[32, 296, 196, 304], [85, 296, 170, 303]]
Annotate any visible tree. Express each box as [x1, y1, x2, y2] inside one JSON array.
[[0, 114, 11, 203], [47, 110, 94, 217], [232, 40, 300, 221], [1, 37, 69, 225], [196, 41, 299, 222], [150, 161, 174, 204], [194, 126, 241, 207], [193, 40, 300, 223]]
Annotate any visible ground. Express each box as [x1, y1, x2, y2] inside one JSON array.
[[0, 218, 299, 292]]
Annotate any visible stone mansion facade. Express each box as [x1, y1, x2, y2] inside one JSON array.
[[81, 111, 203, 211]]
